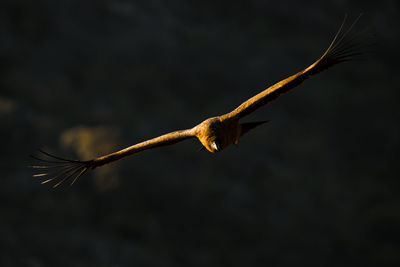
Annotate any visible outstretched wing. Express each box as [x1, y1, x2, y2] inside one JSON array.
[[91, 129, 196, 167], [30, 129, 196, 187], [221, 14, 367, 121]]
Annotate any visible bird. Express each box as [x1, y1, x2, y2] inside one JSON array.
[[31, 14, 368, 187]]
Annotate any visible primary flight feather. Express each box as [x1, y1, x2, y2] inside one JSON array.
[[31, 15, 367, 187]]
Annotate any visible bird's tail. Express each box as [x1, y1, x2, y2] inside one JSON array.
[[240, 120, 269, 137]]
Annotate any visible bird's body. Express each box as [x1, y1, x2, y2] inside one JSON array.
[[31, 15, 369, 187], [196, 117, 242, 153]]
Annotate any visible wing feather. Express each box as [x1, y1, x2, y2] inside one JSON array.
[[92, 129, 196, 167], [30, 129, 195, 187]]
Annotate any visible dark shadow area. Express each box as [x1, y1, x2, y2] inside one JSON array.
[[1, 0, 399, 266]]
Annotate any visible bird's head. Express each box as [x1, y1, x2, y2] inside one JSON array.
[[207, 138, 222, 153]]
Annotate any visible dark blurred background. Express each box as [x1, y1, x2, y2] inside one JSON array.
[[1, 0, 399, 266]]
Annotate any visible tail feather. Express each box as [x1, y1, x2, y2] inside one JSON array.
[[240, 120, 269, 136]]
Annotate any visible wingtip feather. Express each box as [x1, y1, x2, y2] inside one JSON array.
[[29, 149, 92, 187]]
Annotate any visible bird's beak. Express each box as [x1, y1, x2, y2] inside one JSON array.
[[211, 141, 220, 151]]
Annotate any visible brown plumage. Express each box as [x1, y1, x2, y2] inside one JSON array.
[[31, 14, 367, 187]]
